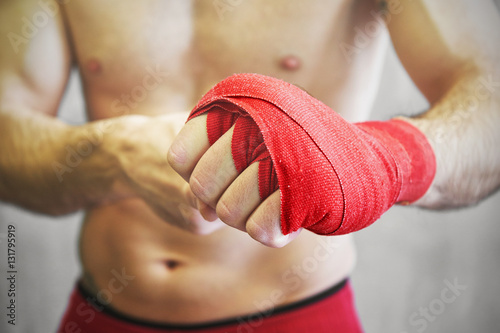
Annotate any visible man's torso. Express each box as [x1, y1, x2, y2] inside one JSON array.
[[65, 0, 387, 324]]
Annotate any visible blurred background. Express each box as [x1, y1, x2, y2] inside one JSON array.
[[1, 1, 500, 332]]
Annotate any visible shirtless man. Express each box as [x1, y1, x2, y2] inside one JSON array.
[[0, 0, 499, 332]]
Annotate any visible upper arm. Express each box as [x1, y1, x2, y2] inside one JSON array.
[[0, 0, 72, 116], [378, 0, 500, 103]]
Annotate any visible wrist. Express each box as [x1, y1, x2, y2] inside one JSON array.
[[356, 118, 437, 204], [64, 119, 132, 208]]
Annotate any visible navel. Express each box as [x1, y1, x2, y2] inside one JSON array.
[[164, 259, 181, 270], [279, 54, 302, 71], [86, 58, 102, 74]]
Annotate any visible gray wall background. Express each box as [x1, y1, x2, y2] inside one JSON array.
[[1, 3, 500, 332]]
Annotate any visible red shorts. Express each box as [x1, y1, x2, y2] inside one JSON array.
[[57, 279, 364, 333]]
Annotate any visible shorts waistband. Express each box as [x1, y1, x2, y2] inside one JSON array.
[[77, 278, 349, 330]]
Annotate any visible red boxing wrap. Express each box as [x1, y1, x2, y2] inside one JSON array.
[[188, 73, 436, 235]]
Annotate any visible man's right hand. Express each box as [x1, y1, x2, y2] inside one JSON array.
[[77, 112, 225, 235]]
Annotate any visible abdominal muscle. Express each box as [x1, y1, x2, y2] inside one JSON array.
[[79, 198, 356, 324]]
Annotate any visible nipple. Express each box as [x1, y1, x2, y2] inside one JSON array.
[[279, 54, 302, 71], [86, 58, 102, 74]]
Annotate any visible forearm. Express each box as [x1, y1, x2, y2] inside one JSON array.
[[0, 108, 121, 215], [402, 68, 500, 208]]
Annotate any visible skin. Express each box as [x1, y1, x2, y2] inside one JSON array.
[[0, 0, 499, 325]]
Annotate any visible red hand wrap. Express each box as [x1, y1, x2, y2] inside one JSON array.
[[188, 73, 436, 235]]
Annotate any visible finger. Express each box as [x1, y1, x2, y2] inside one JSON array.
[[167, 115, 210, 182], [216, 162, 261, 231], [189, 125, 238, 208], [180, 183, 218, 221], [246, 191, 302, 248], [180, 181, 198, 208], [197, 199, 219, 222], [177, 203, 226, 235]]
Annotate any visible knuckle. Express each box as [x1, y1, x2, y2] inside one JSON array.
[[189, 174, 214, 203], [247, 216, 288, 248], [167, 142, 186, 169], [256, 233, 289, 248], [246, 220, 274, 247], [167, 142, 186, 165], [216, 198, 241, 225]]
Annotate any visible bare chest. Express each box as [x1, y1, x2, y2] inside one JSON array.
[[62, 0, 383, 119]]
